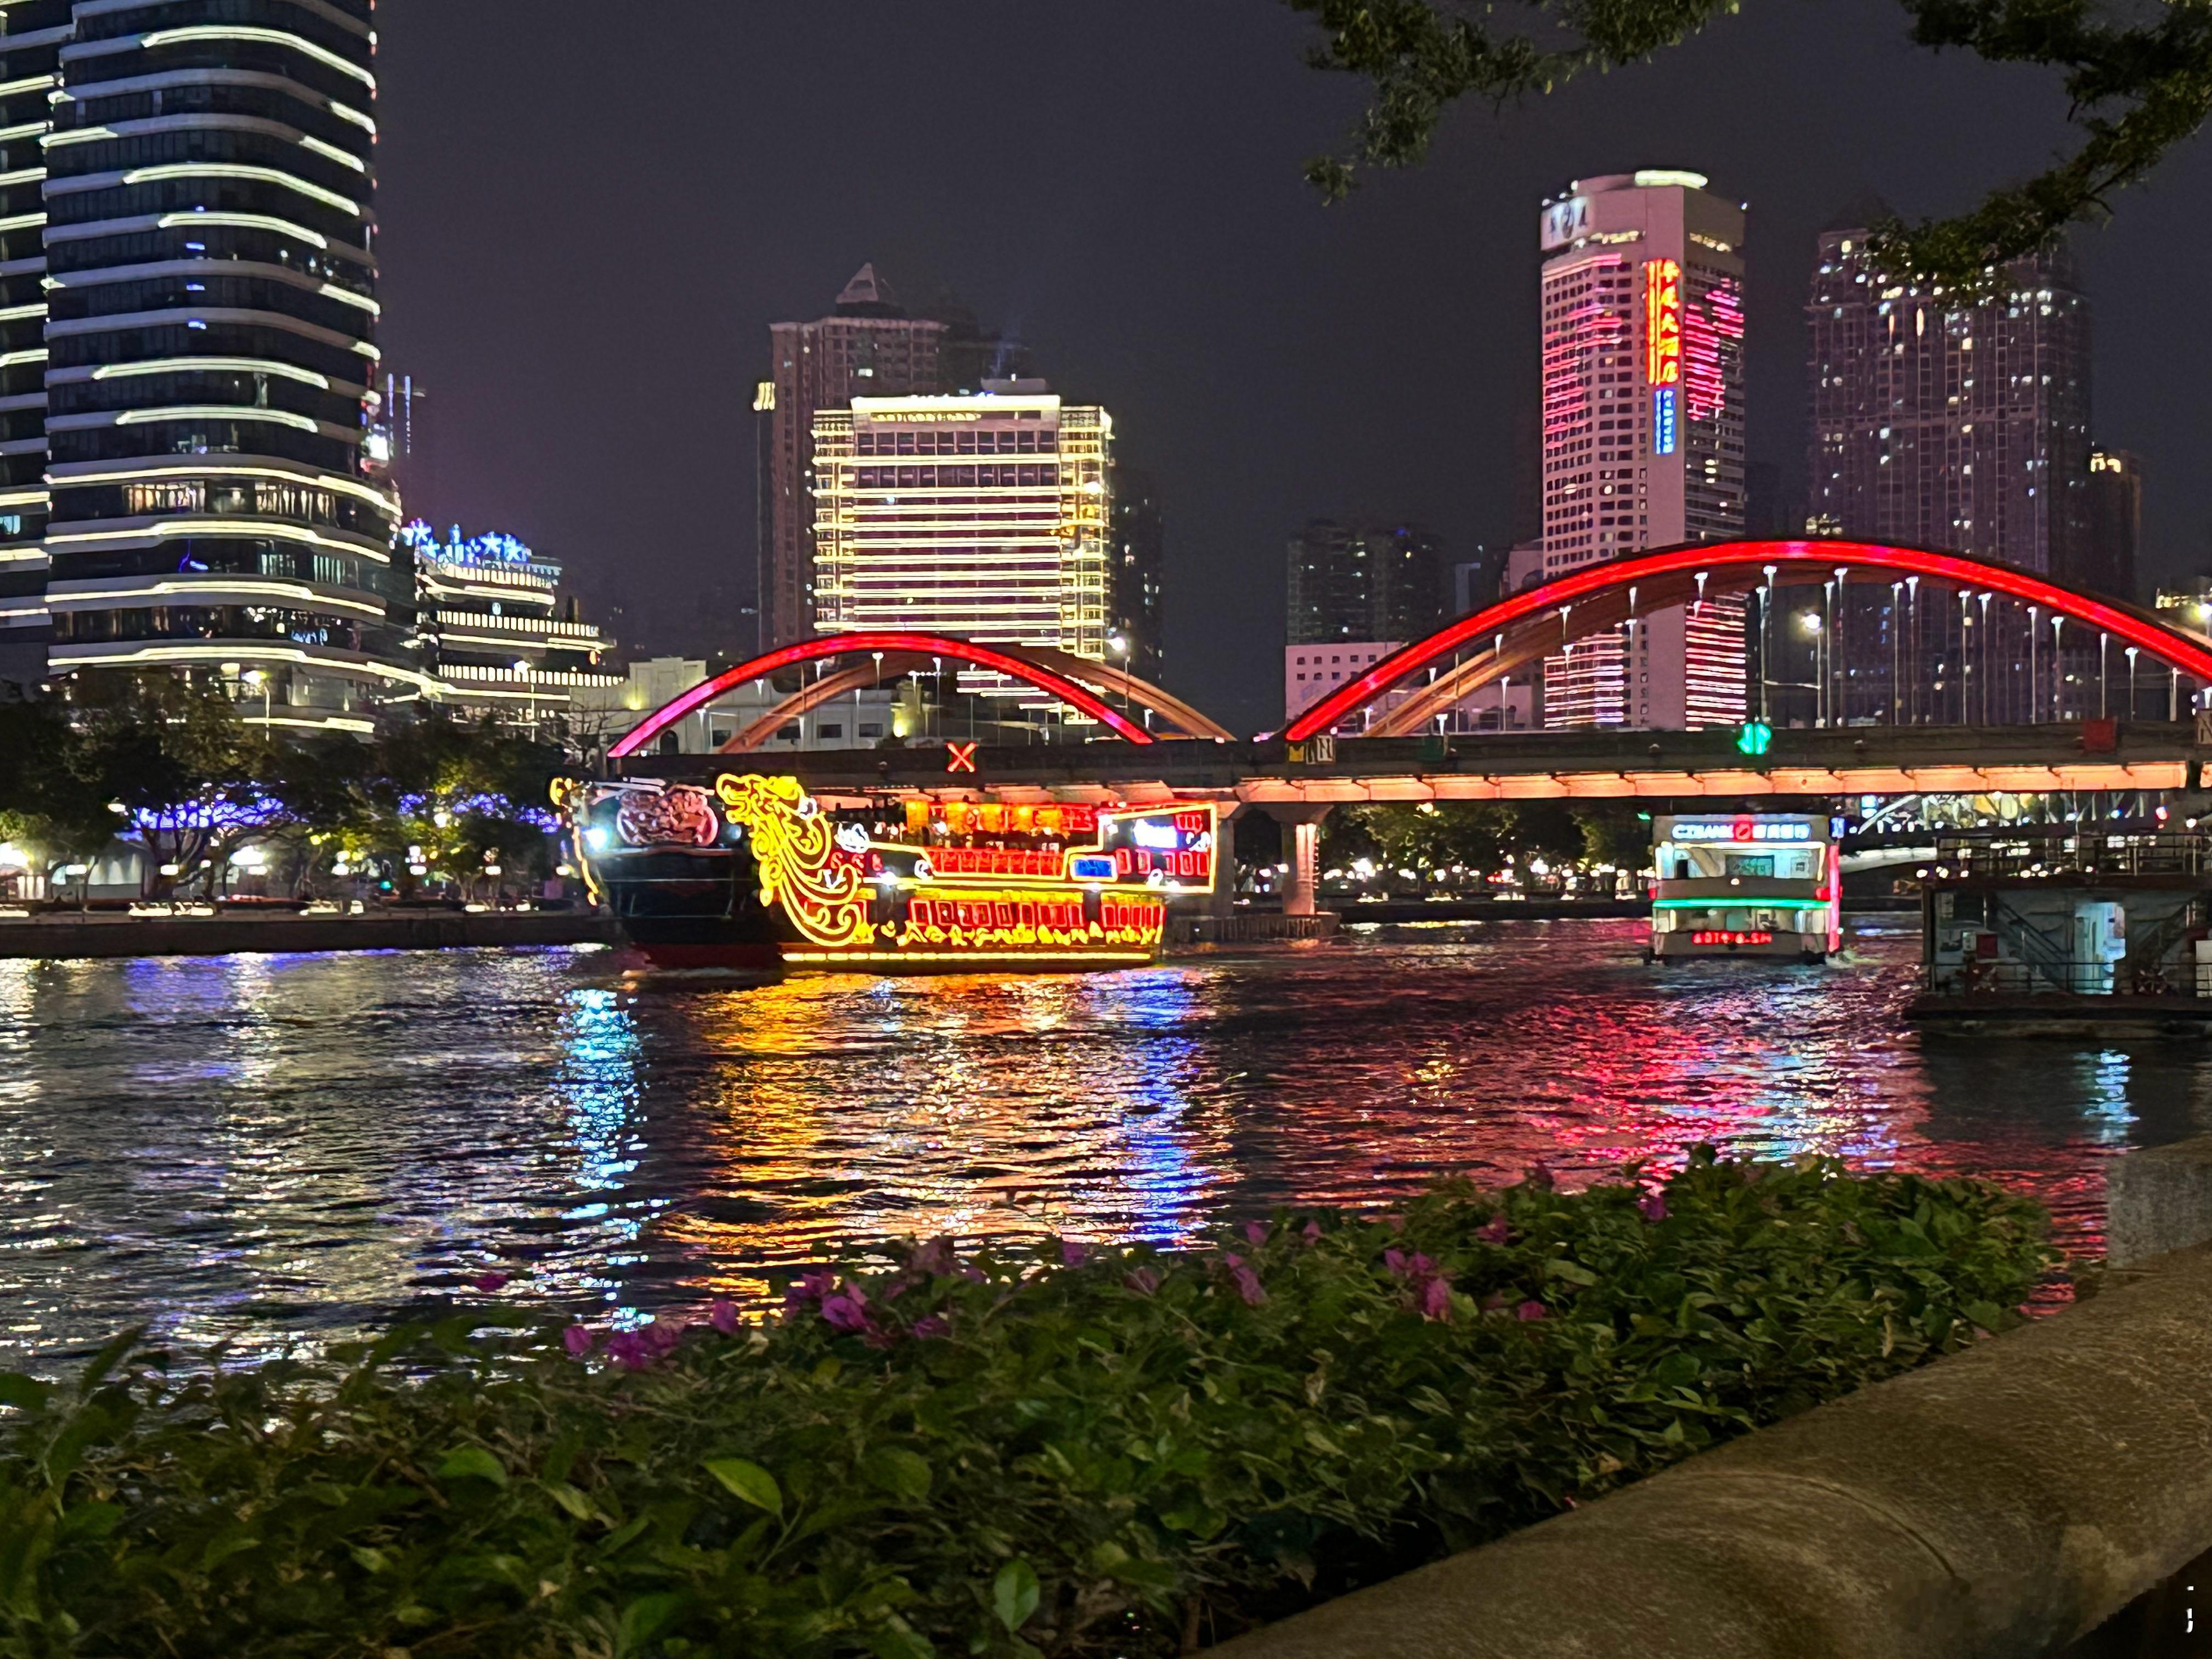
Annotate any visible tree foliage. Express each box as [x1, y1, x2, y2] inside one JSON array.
[[1318, 799, 1651, 880], [1285, 0, 2212, 279], [0, 677, 563, 898], [0, 1154, 2053, 1657]]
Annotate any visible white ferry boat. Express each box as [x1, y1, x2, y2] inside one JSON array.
[[1647, 812, 1839, 963]]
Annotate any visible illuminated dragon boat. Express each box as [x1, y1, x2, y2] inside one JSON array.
[[556, 772, 1215, 975]]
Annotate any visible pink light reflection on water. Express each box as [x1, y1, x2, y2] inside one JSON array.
[[0, 922, 2206, 1363]]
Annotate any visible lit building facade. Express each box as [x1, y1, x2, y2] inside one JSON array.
[[810, 388, 1114, 692], [1538, 172, 1746, 729], [763, 266, 944, 651], [1286, 518, 1446, 646], [1804, 223, 2096, 723], [2, 0, 417, 731], [409, 524, 619, 727]]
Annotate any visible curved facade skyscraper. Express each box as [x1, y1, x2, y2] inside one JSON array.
[[0, 0, 413, 729]]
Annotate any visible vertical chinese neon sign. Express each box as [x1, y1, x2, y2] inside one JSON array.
[[1645, 258, 1681, 457], [1644, 259, 1681, 387]]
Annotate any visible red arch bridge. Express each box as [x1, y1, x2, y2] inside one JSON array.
[[606, 542, 2212, 911]]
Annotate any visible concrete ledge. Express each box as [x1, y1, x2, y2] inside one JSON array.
[[2107, 1136, 2212, 1267], [1209, 1237, 2212, 1659], [0, 911, 620, 959], [1177, 913, 1342, 945]]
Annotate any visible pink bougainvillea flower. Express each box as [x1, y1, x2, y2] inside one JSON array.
[[821, 1284, 873, 1335], [1059, 1239, 1089, 1268], [1516, 1300, 1548, 1322], [708, 1299, 741, 1335], [1302, 1220, 1323, 1245], [605, 1331, 653, 1370], [470, 1272, 510, 1293], [1243, 1221, 1271, 1246], [782, 1269, 837, 1320], [562, 1324, 597, 1357], [1476, 1214, 1512, 1245], [1638, 1192, 1669, 1223], [911, 1315, 950, 1339], [1419, 1277, 1453, 1322], [1223, 1252, 1267, 1306], [645, 1321, 683, 1353], [1125, 1266, 1161, 1296], [1384, 1248, 1408, 1277]]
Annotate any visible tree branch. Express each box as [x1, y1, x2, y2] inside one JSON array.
[[1286, 0, 2212, 282]]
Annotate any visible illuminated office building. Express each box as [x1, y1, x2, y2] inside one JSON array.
[[811, 387, 1113, 695], [0, 0, 417, 731], [762, 266, 945, 651], [1538, 171, 1747, 729], [1804, 219, 2097, 722]]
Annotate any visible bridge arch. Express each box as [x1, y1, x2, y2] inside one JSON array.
[[607, 631, 1227, 759], [1283, 539, 2212, 742]]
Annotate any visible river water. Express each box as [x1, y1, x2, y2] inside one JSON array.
[[2, 918, 2207, 1367]]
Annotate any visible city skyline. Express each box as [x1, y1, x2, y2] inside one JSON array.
[[364, 5, 2211, 733]]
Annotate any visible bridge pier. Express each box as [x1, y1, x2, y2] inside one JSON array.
[[1259, 803, 1335, 918]]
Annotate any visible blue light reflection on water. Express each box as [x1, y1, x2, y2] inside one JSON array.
[[1, 923, 2211, 1364]]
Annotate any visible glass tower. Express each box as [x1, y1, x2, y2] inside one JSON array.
[[5, 0, 414, 732]]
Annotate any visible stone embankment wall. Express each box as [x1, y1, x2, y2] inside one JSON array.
[[1210, 1137, 2212, 1659], [0, 912, 619, 960]]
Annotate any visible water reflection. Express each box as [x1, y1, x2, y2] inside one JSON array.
[[1, 922, 2209, 1365]]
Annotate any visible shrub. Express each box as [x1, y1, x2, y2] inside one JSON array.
[[0, 1149, 2053, 1658]]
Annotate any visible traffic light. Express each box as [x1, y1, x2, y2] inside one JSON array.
[[1736, 720, 1774, 758]]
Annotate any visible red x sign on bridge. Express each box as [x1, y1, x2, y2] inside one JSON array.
[[944, 741, 978, 774]]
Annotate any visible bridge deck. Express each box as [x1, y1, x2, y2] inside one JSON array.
[[609, 723, 2203, 806]]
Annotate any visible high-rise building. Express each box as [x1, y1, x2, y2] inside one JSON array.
[[811, 387, 1113, 698], [1538, 171, 1747, 729], [2084, 449, 2142, 605], [763, 266, 946, 651], [1807, 218, 2091, 574], [1285, 519, 1446, 646], [1804, 216, 2095, 722], [1108, 460, 1164, 684], [0, 0, 416, 732], [0, 3, 65, 690]]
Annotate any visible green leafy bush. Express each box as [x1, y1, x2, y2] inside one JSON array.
[[0, 1150, 2053, 1658]]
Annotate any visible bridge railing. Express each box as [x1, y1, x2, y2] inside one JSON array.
[[1930, 831, 2212, 881], [1925, 960, 2206, 998]]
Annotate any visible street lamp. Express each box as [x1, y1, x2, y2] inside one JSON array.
[[1105, 632, 1131, 724]]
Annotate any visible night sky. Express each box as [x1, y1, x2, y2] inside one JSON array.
[[375, 1, 2209, 734]]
